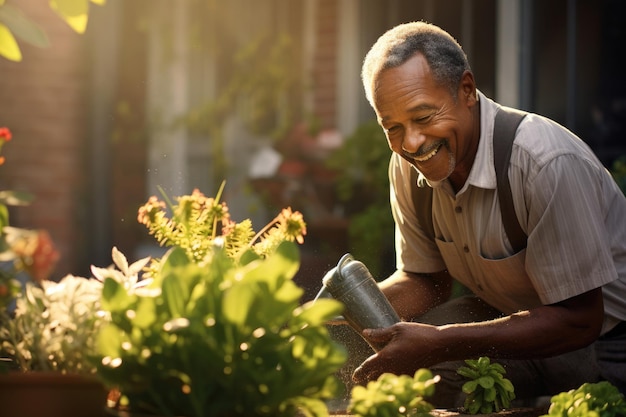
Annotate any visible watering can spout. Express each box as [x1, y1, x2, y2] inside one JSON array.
[[312, 267, 347, 325]]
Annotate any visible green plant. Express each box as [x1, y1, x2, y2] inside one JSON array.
[[0, 274, 102, 374], [0, 0, 105, 62], [541, 381, 626, 417], [326, 119, 394, 277], [456, 356, 515, 414], [95, 187, 347, 417], [348, 369, 440, 417], [0, 126, 92, 375]]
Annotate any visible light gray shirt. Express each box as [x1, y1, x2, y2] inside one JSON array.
[[390, 91, 626, 334]]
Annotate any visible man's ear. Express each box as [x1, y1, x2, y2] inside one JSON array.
[[459, 71, 477, 106]]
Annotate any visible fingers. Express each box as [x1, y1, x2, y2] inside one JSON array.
[[362, 326, 393, 343], [352, 354, 381, 385]]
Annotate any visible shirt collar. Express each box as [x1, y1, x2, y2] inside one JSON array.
[[417, 90, 501, 192], [465, 90, 499, 191]]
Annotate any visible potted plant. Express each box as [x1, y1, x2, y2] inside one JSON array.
[[0, 273, 110, 417], [0, 126, 109, 417], [95, 185, 347, 417]]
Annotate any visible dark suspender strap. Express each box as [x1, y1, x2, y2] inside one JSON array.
[[493, 107, 528, 252], [409, 106, 528, 252]]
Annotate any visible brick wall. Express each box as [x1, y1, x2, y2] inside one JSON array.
[[312, 0, 338, 130], [0, 0, 89, 278]]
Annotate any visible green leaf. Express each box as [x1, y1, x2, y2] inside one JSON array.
[[484, 386, 497, 402], [49, 0, 89, 33], [297, 298, 344, 326], [0, 4, 48, 48], [222, 280, 255, 326], [462, 380, 478, 394], [478, 376, 495, 389], [0, 203, 8, 229], [97, 323, 124, 357], [50, 0, 88, 17], [0, 23, 21, 61], [101, 277, 133, 311], [132, 297, 157, 329], [457, 366, 479, 380]]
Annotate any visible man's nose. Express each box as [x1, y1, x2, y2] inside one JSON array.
[[401, 128, 426, 154]]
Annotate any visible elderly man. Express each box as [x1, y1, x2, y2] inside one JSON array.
[[351, 21, 626, 405]]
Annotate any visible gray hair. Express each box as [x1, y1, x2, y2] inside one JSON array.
[[362, 21, 471, 106]]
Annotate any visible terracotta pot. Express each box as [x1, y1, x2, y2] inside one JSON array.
[[0, 372, 108, 417]]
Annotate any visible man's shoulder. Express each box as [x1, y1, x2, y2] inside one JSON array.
[[512, 113, 598, 167]]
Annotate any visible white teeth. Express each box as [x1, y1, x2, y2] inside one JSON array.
[[414, 145, 440, 162]]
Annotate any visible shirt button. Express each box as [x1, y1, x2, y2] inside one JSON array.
[[455, 206, 462, 213], [463, 245, 470, 253]]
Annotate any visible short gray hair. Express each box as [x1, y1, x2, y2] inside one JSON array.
[[362, 21, 471, 106]]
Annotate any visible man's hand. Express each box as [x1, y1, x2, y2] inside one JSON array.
[[352, 287, 605, 386], [352, 322, 442, 384]]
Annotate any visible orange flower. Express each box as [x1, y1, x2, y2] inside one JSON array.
[[0, 127, 12, 142]]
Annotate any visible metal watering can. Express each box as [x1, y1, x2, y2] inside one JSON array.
[[314, 253, 400, 351]]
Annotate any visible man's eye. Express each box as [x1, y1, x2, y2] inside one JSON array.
[[386, 126, 401, 133], [414, 115, 432, 123]]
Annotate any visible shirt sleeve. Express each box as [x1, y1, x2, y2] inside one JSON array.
[[389, 153, 447, 274], [523, 152, 618, 304]]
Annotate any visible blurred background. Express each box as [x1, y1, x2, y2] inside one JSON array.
[[0, 0, 624, 300]]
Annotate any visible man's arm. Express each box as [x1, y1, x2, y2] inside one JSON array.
[[380, 269, 453, 321], [353, 286, 604, 384]]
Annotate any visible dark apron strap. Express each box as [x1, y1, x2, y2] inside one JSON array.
[[493, 107, 528, 253]]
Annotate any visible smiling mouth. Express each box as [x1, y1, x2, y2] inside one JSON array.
[[413, 142, 443, 162]]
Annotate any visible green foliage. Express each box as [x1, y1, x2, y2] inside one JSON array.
[[348, 369, 440, 417], [541, 381, 626, 417], [0, 274, 103, 374], [182, 31, 303, 180], [457, 356, 515, 414], [326, 119, 394, 277], [0, 0, 104, 62], [96, 242, 347, 417], [137, 184, 307, 268]]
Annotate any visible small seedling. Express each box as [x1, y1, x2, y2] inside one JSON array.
[[457, 356, 515, 414], [542, 381, 626, 417], [349, 369, 440, 417]]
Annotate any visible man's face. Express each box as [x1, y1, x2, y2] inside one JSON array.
[[372, 53, 478, 186]]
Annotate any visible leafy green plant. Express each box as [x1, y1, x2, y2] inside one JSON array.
[[457, 356, 515, 414], [0, 274, 102, 374], [541, 381, 626, 417], [348, 369, 440, 417], [95, 187, 347, 417], [0, 0, 105, 62]]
